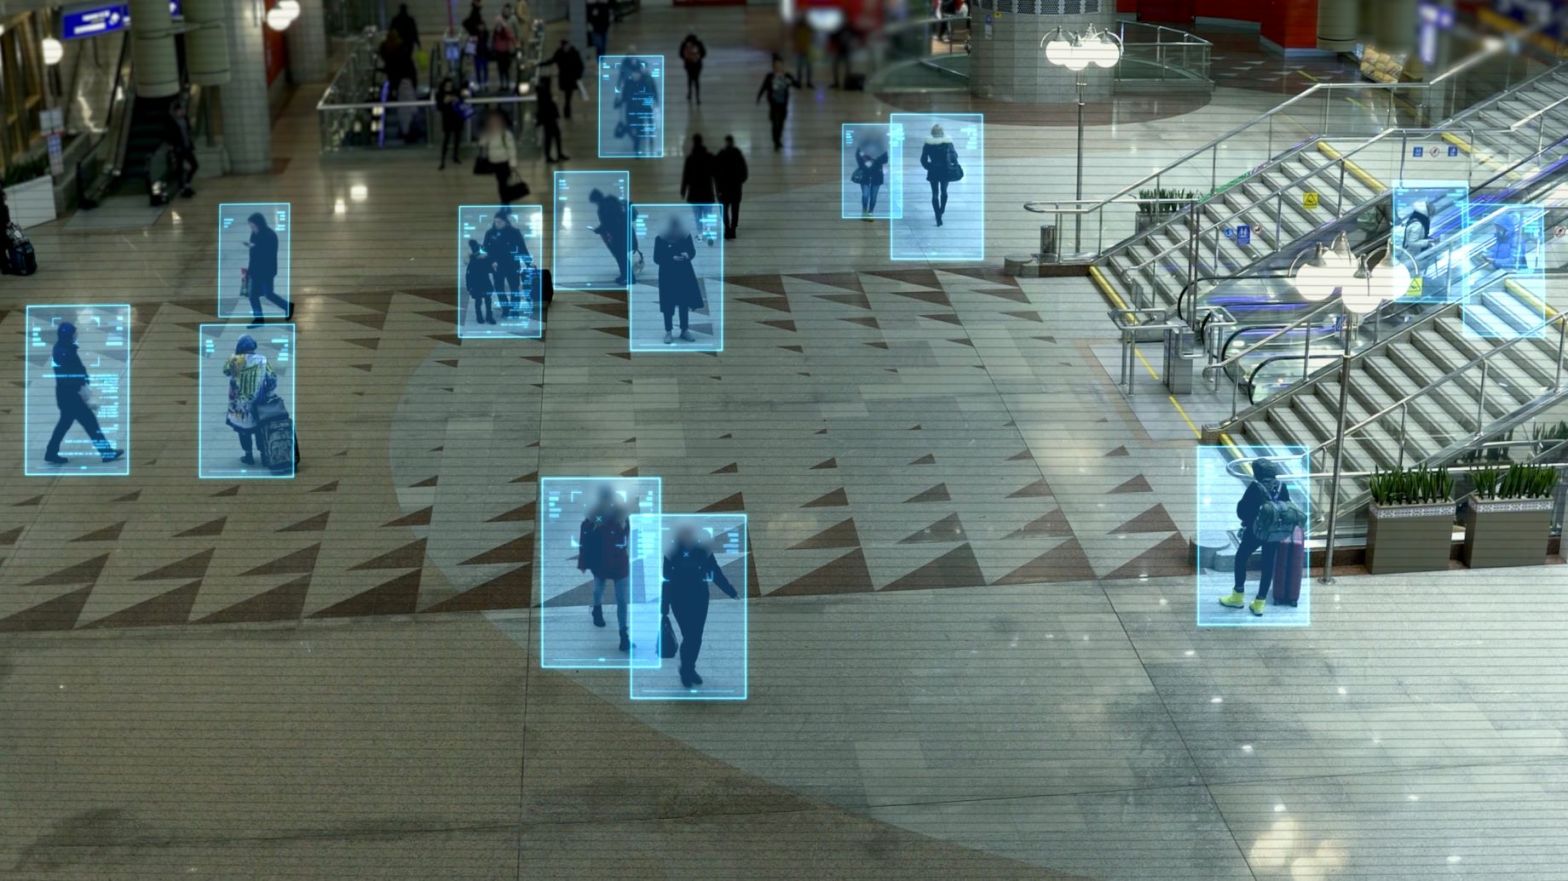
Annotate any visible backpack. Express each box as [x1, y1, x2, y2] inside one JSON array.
[[683, 42, 702, 64], [1250, 482, 1306, 543]]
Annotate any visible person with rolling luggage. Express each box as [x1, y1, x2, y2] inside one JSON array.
[[223, 334, 295, 474], [1271, 525, 1305, 608], [1, 187, 37, 276], [1219, 458, 1304, 617]]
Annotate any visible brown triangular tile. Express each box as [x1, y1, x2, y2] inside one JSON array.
[[482, 501, 533, 523], [0, 586, 94, 632], [905, 483, 951, 504], [789, 518, 861, 551], [1104, 446, 1131, 458], [421, 566, 531, 614], [940, 266, 1022, 288], [340, 312, 388, 330], [13, 495, 43, 507], [922, 313, 963, 326], [460, 535, 534, 566], [510, 471, 540, 484], [25, 553, 111, 587], [175, 517, 227, 538], [728, 273, 789, 295], [816, 292, 873, 310], [839, 316, 881, 329], [898, 513, 968, 544], [869, 268, 942, 289], [345, 337, 381, 350], [770, 549, 874, 596], [1110, 474, 1154, 494], [197, 575, 311, 624], [711, 463, 739, 475], [410, 475, 439, 488], [1005, 509, 1073, 539], [1008, 478, 1054, 499], [0, 526, 21, 545], [134, 549, 216, 582], [211, 485, 240, 498], [1103, 534, 1193, 580], [1110, 504, 1179, 535], [973, 287, 1030, 303], [882, 544, 985, 591], [349, 539, 428, 571], [993, 538, 1096, 585], [792, 272, 863, 292], [811, 458, 838, 470], [761, 319, 797, 333], [83, 580, 201, 629], [909, 454, 936, 465], [311, 569, 422, 618], [279, 512, 330, 533], [310, 481, 339, 493], [736, 296, 793, 314], [1008, 450, 1034, 461], [802, 488, 848, 508], [71, 522, 126, 543], [700, 492, 746, 513], [240, 543, 321, 577]]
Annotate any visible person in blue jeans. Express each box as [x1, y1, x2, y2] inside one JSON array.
[[577, 486, 631, 651], [1220, 459, 1289, 616], [663, 523, 739, 688]]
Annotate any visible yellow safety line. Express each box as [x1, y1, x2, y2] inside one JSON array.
[[1298, 70, 1321, 83], [1315, 141, 1387, 193], [1129, 348, 1202, 439], [1347, 97, 1366, 110], [1503, 277, 1559, 320], [1087, 264, 1131, 312]]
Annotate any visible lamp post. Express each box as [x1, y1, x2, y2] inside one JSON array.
[[1293, 233, 1406, 583], [1042, 25, 1122, 255]]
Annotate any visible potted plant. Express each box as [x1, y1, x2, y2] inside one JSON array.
[[1135, 187, 1197, 234], [1462, 463, 1558, 568], [1365, 464, 1456, 574], [2, 154, 57, 228]]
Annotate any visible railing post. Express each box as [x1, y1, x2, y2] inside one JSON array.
[[1476, 359, 1489, 430], [1556, 318, 1565, 391], [1397, 402, 1408, 470], [1321, 332, 1355, 584], [1302, 321, 1312, 380]]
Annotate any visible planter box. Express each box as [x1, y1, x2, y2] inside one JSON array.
[[6, 175, 56, 229], [1366, 503, 1455, 574], [1462, 498, 1552, 568], [1135, 210, 1189, 235]]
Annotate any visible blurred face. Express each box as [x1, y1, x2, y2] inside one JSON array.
[[676, 525, 698, 546], [492, 216, 505, 230], [247, 220, 258, 234], [665, 216, 684, 237]]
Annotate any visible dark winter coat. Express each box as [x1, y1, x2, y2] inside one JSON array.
[[248, 223, 279, 281], [681, 148, 716, 203], [654, 233, 703, 312], [663, 541, 737, 608], [920, 138, 959, 183], [713, 146, 749, 200], [577, 507, 630, 579]]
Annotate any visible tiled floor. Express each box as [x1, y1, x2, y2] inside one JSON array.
[[1, 7, 1564, 880]]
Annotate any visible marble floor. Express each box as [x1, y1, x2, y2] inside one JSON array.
[[1, 7, 1565, 880]]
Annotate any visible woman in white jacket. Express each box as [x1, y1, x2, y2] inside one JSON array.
[[479, 109, 524, 204]]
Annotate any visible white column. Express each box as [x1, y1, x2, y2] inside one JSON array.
[[130, 0, 180, 97], [220, 0, 272, 174], [287, 0, 331, 83], [1317, 0, 1358, 53]]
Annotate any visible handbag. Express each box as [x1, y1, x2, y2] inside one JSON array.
[[947, 144, 964, 182], [851, 166, 866, 185], [503, 170, 530, 201], [472, 154, 495, 175], [252, 394, 290, 424], [660, 613, 679, 659]]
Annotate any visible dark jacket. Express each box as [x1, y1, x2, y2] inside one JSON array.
[[855, 149, 888, 186], [548, 46, 585, 85], [577, 507, 630, 579], [921, 138, 958, 183], [390, 10, 420, 48], [757, 71, 798, 109], [52, 341, 89, 401], [437, 84, 464, 130], [537, 93, 561, 127], [680, 37, 707, 70], [465, 254, 491, 298], [681, 148, 716, 203], [462, 4, 484, 37], [248, 223, 279, 281], [1236, 480, 1289, 528], [713, 146, 748, 199], [586, 1, 612, 34], [663, 542, 737, 607], [595, 195, 628, 244], [654, 233, 703, 311], [483, 222, 528, 273]]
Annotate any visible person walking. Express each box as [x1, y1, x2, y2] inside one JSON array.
[[791, 17, 815, 87], [1218, 459, 1297, 617], [478, 108, 525, 203], [42, 322, 123, 467], [483, 208, 530, 318], [463, 2, 491, 91], [243, 212, 289, 327], [618, 61, 659, 157], [543, 39, 587, 120], [167, 98, 198, 198], [854, 134, 888, 219], [223, 334, 277, 468], [756, 56, 800, 152], [712, 135, 748, 240], [919, 123, 962, 227], [662, 523, 739, 688], [435, 77, 466, 168], [589, 188, 630, 283], [680, 134, 716, 205], [679, 33, 707, 104], [535, 77, 568, 162], [654, 215, 704, 344], [586, 0, 612, 59], [465, 239, 496, 325], [389, 3, 420, 53], [578, 486, 632, 652]]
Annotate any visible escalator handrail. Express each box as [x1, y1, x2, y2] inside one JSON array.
[[1174, 271, 1293, 322], [1219, 316, 1342, 363], [1243, 351, 1346, 404]]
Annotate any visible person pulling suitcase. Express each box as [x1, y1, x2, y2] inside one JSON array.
[[1219, 459, 1305, 617]]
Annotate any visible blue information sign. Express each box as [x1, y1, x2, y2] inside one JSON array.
[[1235, 224, 1252, 247], [62, 4, 129, 40]]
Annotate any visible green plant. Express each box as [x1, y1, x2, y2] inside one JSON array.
[[1530, 420, 1568, 456], [1471, 463, 1558, 500], [1136, 187, 1197, 216], [1, 154, 50, 188], [1457, 427, 1515, 465], [1368, 464, 1454, 506]]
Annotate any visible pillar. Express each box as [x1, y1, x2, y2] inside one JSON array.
[[287, 0, 330, 83], [184, 0, 232, 85], [1371, 0, 1417, 53], [130, 0, 180, 97], [1317, 0, 1357, 52], [969, 4, 1115, 104], [220, 0, 272, 174]]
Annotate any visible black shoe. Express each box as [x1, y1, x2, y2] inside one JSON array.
[[724, 231, 736, 240], [679, 668, 695, 688], [936, 216, 944, 227], [689, 670, 703, 685], [592, 604, 605, 627], [240, 454, 255, 466], [101, 449, 124, 464], [558, 155, 570, 161], [180, 188, 196, 198], [44, 454, 69, 465], [618, 631, 629, 653], [439, 163, 446, 170]]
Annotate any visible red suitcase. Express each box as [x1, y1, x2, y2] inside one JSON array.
[[1271, 527, 1304, 607]]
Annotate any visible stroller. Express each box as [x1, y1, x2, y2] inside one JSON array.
[[1, 223, 37, 276]]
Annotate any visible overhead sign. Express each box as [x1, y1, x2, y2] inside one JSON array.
[[62, 1, 182, 40]]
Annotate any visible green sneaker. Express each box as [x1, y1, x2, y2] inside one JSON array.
[[1249, 599, 1266, 616], [1218, 591, 1247, 609]]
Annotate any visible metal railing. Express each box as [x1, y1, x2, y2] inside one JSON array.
[[1023, 23, 1560, 263], [1115, 20, 1211, 86]]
